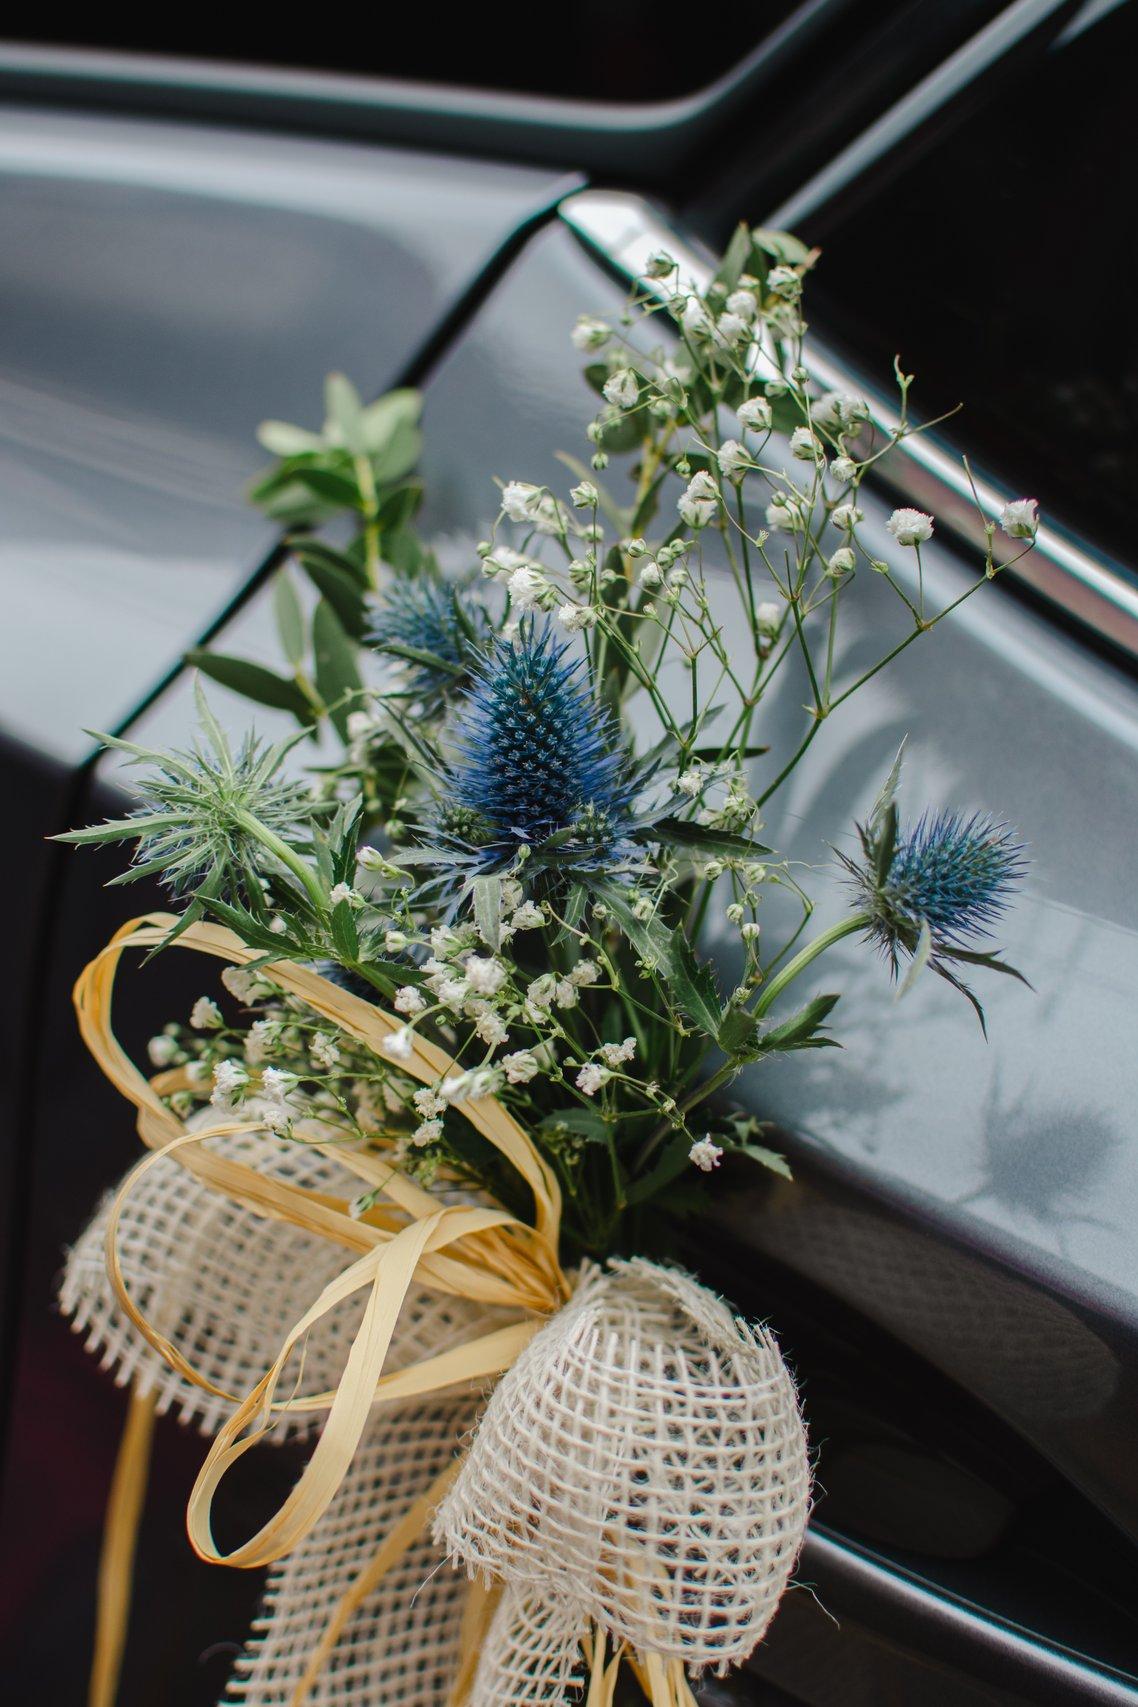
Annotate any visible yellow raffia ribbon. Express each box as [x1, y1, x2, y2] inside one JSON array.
[[74, 915, 700, 1707]]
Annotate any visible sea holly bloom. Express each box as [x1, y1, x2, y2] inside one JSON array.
[[365, 578, 491, 697], [415, 625, 643, 891], [839, 802, 1027, 1027]]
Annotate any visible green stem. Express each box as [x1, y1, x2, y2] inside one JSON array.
[[355, 455, 381, 590], [753, 912, 869, 1017], [233, 809, 327, 916]]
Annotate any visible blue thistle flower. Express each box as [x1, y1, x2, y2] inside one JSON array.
[[839, 799, 1027, 1028], [414, 625, 640, 886], [880, 811, 1023, 947], [365, 578, 490, 697]]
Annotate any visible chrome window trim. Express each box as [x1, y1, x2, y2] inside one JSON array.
[[559, 188, 1138, 661]]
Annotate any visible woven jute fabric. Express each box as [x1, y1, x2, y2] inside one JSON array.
[[58, 1113, 501, 1705], [464, 1583, 585, 1707], [436, 1258, 811, 1683], [60, 1108, 383, 1438]]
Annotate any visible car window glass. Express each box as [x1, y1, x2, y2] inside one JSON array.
[[800, 0, 1137, 578]]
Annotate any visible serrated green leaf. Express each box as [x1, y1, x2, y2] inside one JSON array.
[[330, 898, 360, 960], [740, 1143, 793, 1180], [757, 992, 840, 1053], [717, 1005, 759, 1054]]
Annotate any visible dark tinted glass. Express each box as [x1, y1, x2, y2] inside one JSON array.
[[802, 1, 1137, 577], [3, 8, 801, 102]]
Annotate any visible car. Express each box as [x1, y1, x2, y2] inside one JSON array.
[[1, 5, 1136, 1701]]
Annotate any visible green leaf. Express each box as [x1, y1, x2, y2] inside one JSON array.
[[757, 993, 841, 1054], [292, 539, 371, 590], [870, 740, 907, 836], [717, 1005, 759, 1055], [897, 918, 932, 998], [184, 651, 315, 724], [751, 227, 813, 266], [359, 389, 422, 455], [602, 890, 723, 1040], [471, 876, 502, 952], [652, 817, 770, 859], [272, 570, 306, 668], [376, 481, 423, 535], [256, 420, 326, 457], [740, 1143, 793, 1180], [298, 555, 368, 639], [324, 372, 366, 455], [312, 600, 362, 741], [713, 222, 752, 294], [537, 1107, 609, 1145], [371, 419, 422, 485], [330, 898, 360, 960]]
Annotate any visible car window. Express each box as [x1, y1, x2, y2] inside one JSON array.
[[799, 0, 1137, 579]]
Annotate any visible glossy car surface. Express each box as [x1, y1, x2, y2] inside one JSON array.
[[1, 7, 1135, 1702]]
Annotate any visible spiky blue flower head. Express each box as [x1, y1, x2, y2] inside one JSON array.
[[365, 578, 491, 697], [840, 800, 1026, 1025], [428, 624, 638, 878], [880, 811, 1024, 947]]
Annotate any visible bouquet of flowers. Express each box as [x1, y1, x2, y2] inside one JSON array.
[[59, 225, 1034, 1707]]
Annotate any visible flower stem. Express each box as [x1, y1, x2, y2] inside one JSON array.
[[232, 809, 327, 916], [753, 912, 869, 1016]]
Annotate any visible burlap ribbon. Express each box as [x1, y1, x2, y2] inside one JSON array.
[[64, 914, 810, 1707]]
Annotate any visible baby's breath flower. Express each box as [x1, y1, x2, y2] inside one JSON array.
[[557, 603, 599, 632], [311, 1032, 341, 1070], [790, 425, 822, 462], [502, 1050, 540, 1084], [210, 1060, 248, 1108], [886, 507, 934, 547], [725, 288, 758, 323], [576, 1063, 609, 1096], [329, 882, 360, 907], [190, 996, 222, 1031], [831, 455, 858, 483], [500, 481, 541, 522], [381, 1027, 414, 1061], [597, 1037, 637, 1068], [737, 397, 773, 433], [644, 249, 677, 279], [465, 955, 506, 996], [766, 266, 801, 299], [678, 471, 719, 528], [717, 439, 750, 481], [148, 1034, 179, 1068], [510, 900, 545, 931], [831, 503, 864, 532], [394, 986, 426, 1016], [570, 480, 598, 508], [473, 1009, 509, 1048], [412, 1118, 444, 1147], [507, 564, 546, 609], [571, 315, 611, 351], [813, 391, 868, 433], [827, 547, 856, 578], [755, 601, 782, 634], [998, 498, 1039, 539], [413, 1087, 446, 1118], [220, 966, 258, 1003], [603, 368, 639, 410], [637, 560, 663, 588], [689, 1136, 723, 1172]]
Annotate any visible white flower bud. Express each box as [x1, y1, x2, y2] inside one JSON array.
[[717, 439, 750, 481], [790, 425, 822, 462], [998, 498, 1038, 539], [603, 368, 639, 410], [737, 396, 773, 433], [571, 316, 611, 351]]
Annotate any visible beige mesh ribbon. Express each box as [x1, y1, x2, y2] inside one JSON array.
[[63, 913, 810, 1707]]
